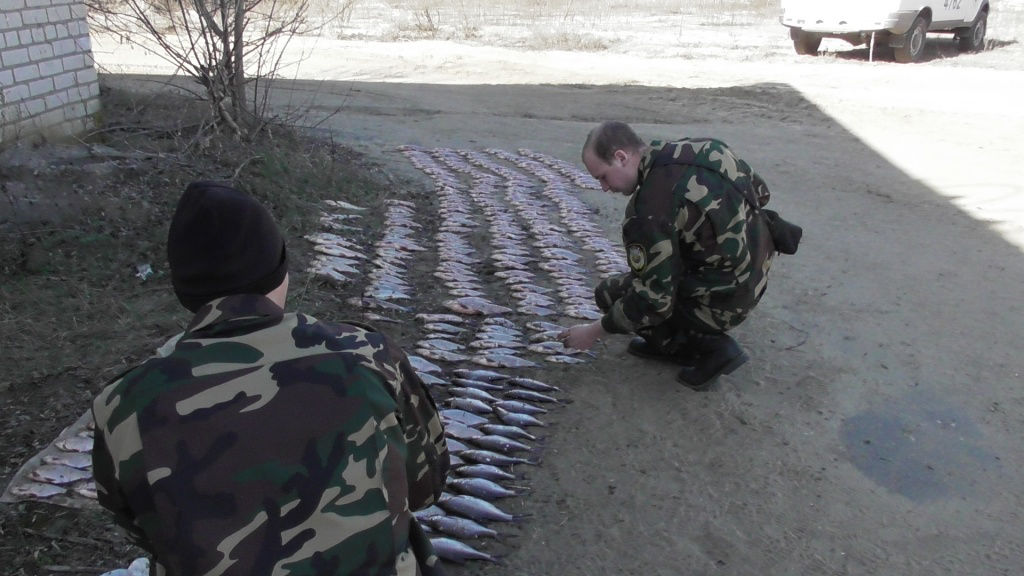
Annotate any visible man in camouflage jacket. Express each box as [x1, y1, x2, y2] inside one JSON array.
[[561, 121, 776, 390], [91, 181, 450, 575]]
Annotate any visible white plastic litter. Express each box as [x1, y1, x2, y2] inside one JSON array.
[[99, 557, 149, 576]]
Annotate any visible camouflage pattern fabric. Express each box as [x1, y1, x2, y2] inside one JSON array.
[[91, 294, 450, 576], [599, 138, 775, 352]]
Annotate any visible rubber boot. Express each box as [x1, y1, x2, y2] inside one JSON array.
[[675, 333, 749, 391], [626, 337, 698, 366]]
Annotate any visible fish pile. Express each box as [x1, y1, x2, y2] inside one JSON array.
[[409, 365, 568, 565], [0, 409, 99, 508], [305, 199, 367, 285]]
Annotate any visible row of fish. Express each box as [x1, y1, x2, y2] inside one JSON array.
[[1, 414, 99, 505]]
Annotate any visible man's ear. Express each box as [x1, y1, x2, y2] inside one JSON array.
[[613, 149, 629, 165]]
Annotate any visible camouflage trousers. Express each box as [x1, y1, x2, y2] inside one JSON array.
[[595, 272, 753, 354]]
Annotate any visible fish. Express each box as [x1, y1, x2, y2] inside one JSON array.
[[517, 305, 558, 317], [507, 377, 561, 392], [503, 389, 563, 404], [423, 322, 467, 335], [445, 438, 470, 453], [454, 463, 518, 482], [443, 297, 514, 316], [452, 369, 511, 382], [448, 387, 500, 403], [459, 449, 538, 467], [407, 355, 443, 374], [415, 348, 471, 363], [309, 266, 353, 284], [526, 321, 569, 332], [444, 421, 485, 440], [42, 452, 93, 469], [469, 339, 524, 350], [313, 244, 366, 260], [526, 341, 574, 355], [422, 516, 498, 540], [447, 477, 520, 499], [323, 199, 367, 211], [429, 537, 500, 564], [437, 494, 524, 523], [472, 354, 538, 369], [529, 330, 564, 342], [346, 296, 411, 312], [493, 400, 547, 415], [494, 407, 546, 428], [416, 339, 464, 352], [479, 424, 539, 442], [8, 481, 67, 499], [413, 504, 446, 522], [55, 436, 93, 453], [482, 317, 518, 329], [446, 397, 493, 414], [29, 464, 93, 485], [441, 409, 490, 427], [72, 480, 98, 499], [547, 354, 589, 364], [450, 377, 506, 392], [468, 435, 534, 455], [565, 307, 603, 320], [416, 313, 466, 324]]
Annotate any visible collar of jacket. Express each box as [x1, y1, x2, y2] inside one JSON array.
[[186, 294, 285, 334], [634, 140, 660, 193]]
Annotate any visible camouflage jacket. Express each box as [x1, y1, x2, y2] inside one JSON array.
[[91, 295, 450, 576], [601, 138, 775, 335]]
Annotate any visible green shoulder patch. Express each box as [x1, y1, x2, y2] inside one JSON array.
[[626, 244, 647, 273]]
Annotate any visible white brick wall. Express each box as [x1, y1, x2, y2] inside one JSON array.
[[0, 0, 99, 146]]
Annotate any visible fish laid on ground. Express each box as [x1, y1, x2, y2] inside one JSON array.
[[430, 537, 499, 564], [42, 452, 93, 469], [446, 397, 493, 415], [413, 504, 446, 521], [416, 339, 465, 352], [504, 389, 564, 404], [447, 477, 520, 499], [547, 354, 589, 364], [415, 313, 466, 324], [479, 424, 538, 442], [438, 494, 523, 523], [8, 481, 67, 499], [472, 354, 538, 369], [469, 339, 525, 350], [444, 421, 485, 440], [526, 341, 575, 355], [454, 463, 518, 482], [441, 409, 490, 427], [448, 387, 500, 403], [459, 449, 538, 468], [564, 307, 603, 320], [72, 480, 98, 499], [29, 464, 93, 485], [417, 372, 448, 387], [415, 348, 471, 363], [444, 297, 514, 316], [450, 377, 506, 392], [468, 435, 534, 455], [452, 369, 511, 382], [422, 322, 466, 335], [423, 516, 498, 540], [493, 400, 547, 415], [508, 376, 560, 392], [525, 321, 569, 333], [494, 407, 546, 428], [313, 244, 366, 260], [55, 435, 93, 453], [324, 199, 367, 211]]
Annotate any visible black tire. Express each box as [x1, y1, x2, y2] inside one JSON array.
[[894, 16, 928, 63], [791, 29, 822, 56], [958, 11, 987, 52]]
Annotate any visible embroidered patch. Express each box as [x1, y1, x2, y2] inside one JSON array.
[[626, 244, 647, 272]]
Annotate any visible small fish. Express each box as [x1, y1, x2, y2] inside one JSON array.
[[438, 494, 523, 523], [452, 369, 511, 382], [469, 339, 524, 350], [446, 397, 493, 414], [407, 355, 443, 374], [42, 452, 93, 469], [444, 421, 485, 440], [529, 330, 564, 342], [526, 341, 573, 355], [72, 480, 98, 499], [417, 372, 448, 387], [446, 438, 470, 453], [415, 313, 466, 324], [503, 389, 563, 404], [416, 339, 465, 352], [450, 377, 505, 392], [526, 321, 568, 333], [472, 354, 538, 369], [482, 317, 518, 329], [430, 537, 499, 564], [323, 199, 367, 211], [9, 481, 67, 499], [454, 463, 518, 482], [449, 387, 500, 403], [444, 297, 514, 316], [493, 400, 548, 415], [547, 354, 589, 364], [29, 464, 93, 485], [422, 322, 466, 335], [479, 423, 538, 442], [423, 515, 498, 540], [459, 449, 538, 467], [309, 266, 353, 284], [413, 504, 446, 522], [518, 305, 558, 317], [564, 307, 603, 320], [494, 407, 546, 428], [508, 377, 561, 392], [468, 435, 534, 455], [55, 436, 93, 453], [313, 244, 366, 260], [441, 409, 490, 427], [415, 348, 471, 363], [447, 477, 520, 499]]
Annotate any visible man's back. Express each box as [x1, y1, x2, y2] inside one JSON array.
[[92, 294, 448, 576]]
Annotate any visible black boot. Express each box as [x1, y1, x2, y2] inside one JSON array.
[[675, 333, 749, 391], [627, 337, 698, 366]]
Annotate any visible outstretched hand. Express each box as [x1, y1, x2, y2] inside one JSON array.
[[558, 321, 605, 352]]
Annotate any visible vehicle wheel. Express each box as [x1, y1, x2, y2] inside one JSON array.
[[957, 11, 987, 52], [894, 16, 928, 63], [791, 29, 822, 55]]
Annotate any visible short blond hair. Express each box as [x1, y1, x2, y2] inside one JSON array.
[[583, 121, 645, 163]]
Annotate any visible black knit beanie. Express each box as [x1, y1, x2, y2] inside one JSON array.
[[167, 181, 288, 313]]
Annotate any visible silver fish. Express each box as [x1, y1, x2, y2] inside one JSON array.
[[437, 494, 523, 522], [525, 321, 568, 332], [415, 348, 471, 363], [444, 297, 514, 316], [423, 516, 498, 540], [493, 400, 547, 415], [444, 422, 485, 440], [468, 435, 533, 455], [459, 449, 538, 467], [518, 305, 558, 317], [446, 397, 493, 414], [416, 339, 464, 352], [29, 464, 93, 485], [547, 354, 589, 364], [413, 504, 446, 521], [454, 463, 518, 482], [472, 354, 538, 369], [450, 377, 506, 392], [441, 409, 489, 427], [508, 376, 560, 392], [415, 313, 466, 324], [448, 387, 500, 403], [430, 537, 499, 564], [447, 477, 520, 499], [407, 355, 443, 374], [55, 436, 93, 453], [469, 339, 524, 350], [503, 389, 562, 404], [479, 424, 538, 442], [494, 407, 546, 428], [9, 481, 66, 498], [422, 323, 467, 335], [72, 480, 98, 499], [42, 452, 92, 469], [452, 369, 511, 382]]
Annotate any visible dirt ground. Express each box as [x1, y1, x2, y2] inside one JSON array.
[[4, 6, 1024, 576]]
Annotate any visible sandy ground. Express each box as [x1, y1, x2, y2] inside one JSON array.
[[92, 8, 1024, 576]]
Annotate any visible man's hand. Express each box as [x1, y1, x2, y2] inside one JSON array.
[[558, 321, 606, 352]]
